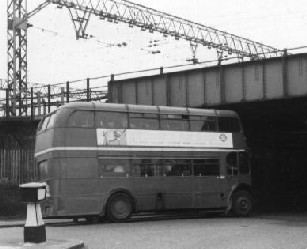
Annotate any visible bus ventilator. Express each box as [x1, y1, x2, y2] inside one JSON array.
[[19, 182, 46, 243]]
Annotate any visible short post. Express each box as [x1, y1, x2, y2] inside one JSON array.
[[19, 182, 47, 243], [42, 99, 46, 115], [61, 87, 65, 105], [30, 87, 34, 120], [66, 81, 70, 103], [86, 78, 90, 102], [160, 67, 164, 75], [6, 89, 9, 117], [47, 85, 51, 113], [37, 92, 41, 116]]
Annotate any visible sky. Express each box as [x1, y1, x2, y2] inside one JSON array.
[[0, 0, 307, 86]]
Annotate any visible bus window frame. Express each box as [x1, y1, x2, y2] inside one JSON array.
[[38, 111, 57, 132], [192, 158, 220, 177], [128, 113, 159, 130], [159, 114, 190, 131], [67, 110, 95, 129], [96, 110, 129, 129], [217, 117, 241, 133], [189, 115, 217, 132]]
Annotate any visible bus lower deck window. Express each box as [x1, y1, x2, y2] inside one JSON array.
[[98, 159, 129, 177], [193, 159, 220, 176]]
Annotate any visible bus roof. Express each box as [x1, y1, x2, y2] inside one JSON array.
[[59, 102, 238, 117]]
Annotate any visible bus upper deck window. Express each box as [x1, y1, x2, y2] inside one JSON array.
[[129, 113, 159, 130], [96, 111, 128, 129], [190, 116, 217, 132], [68, 111, 94, 128], [160, 114, 189, 131], [218, 117, 241, 132]]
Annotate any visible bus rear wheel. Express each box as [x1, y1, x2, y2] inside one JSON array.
[[107, 193, 133, 222], [231, 190, 252, 217]]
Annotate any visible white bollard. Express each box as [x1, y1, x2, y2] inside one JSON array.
[[19, 182, 47, 243]]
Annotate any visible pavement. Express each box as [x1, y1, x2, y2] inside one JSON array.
[[0, 240, 85, 249], [0, 218, 24, 228], [0, 218, 85, 249]]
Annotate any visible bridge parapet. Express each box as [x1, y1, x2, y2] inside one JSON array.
[[108, 53, 307, 108]]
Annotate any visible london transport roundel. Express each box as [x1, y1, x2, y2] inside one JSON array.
[[219, 134, 228, 142]]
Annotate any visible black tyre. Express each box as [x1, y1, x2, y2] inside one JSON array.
[[98, 215, 106, 223], [85, 216, 95, 223], [231, 190, 252, 217], [107, 193, 133, 222]]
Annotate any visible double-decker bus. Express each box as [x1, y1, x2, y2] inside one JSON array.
[[35, 102, 252, 222]]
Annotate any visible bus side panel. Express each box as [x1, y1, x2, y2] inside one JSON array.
[[131, 178, 164, 211], [163, 177, 195, 209], [62, 179, 101, 216], [60, 157, 101, 216], [194, 177, 227, 209], [64, 128, 97, 147], [42, 178, 62, 217], [99, 177, 166, 213], [194, 153, 229, 209]]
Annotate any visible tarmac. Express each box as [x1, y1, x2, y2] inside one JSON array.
[[0, 218, 85, 249]]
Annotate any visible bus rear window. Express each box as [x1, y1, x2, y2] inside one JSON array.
[[218, 117, 241, 132], [38, 112, 56, 131]]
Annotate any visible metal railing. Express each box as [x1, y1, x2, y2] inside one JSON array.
[[0, 77, 109, 119]]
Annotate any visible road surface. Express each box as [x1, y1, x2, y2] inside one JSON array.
[[1, 213, 307, 249]]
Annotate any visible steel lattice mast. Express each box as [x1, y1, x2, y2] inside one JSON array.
[[7, 0, 50, 116], [7, 0, 28, 116]]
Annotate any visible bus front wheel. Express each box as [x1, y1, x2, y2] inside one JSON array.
[[231, 190, 252, 217], [107, 193, 133, 222]]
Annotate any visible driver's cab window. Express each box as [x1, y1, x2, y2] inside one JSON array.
[[226, 152, 238, 176]]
